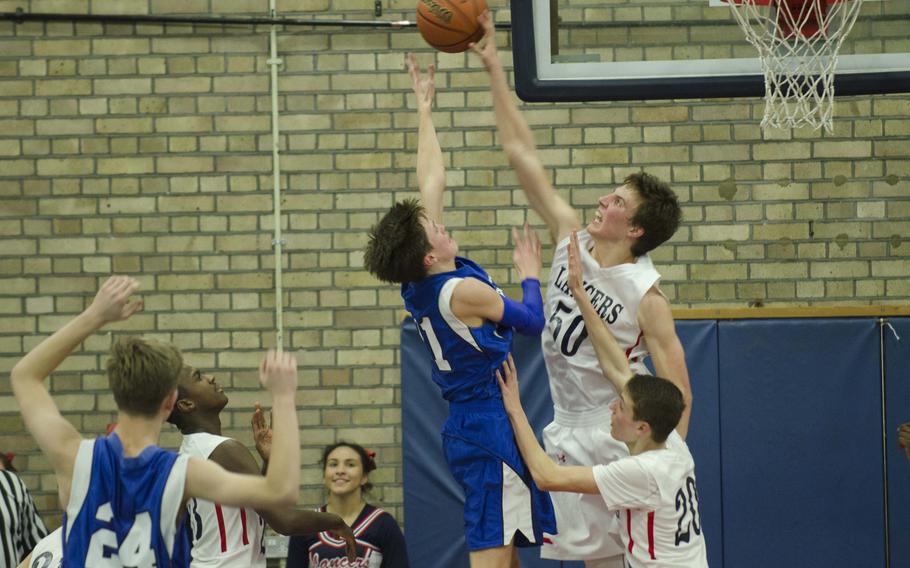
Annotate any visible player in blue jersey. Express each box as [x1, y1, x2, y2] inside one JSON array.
[[10, 276, 302, 567], [363, 54, 555, 568]]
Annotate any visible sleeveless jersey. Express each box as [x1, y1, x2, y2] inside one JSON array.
[[402, 256, 512, 403], [402, 256, 557, 550], [592, 432, 708, 568], [28, 527, 62, 568], [543, 230, 661, 412], [286, 504, 410, 568], [179, 432, 266, 568], [62, 434, 190, 568]]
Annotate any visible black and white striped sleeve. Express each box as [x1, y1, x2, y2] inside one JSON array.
[[0, 470, 48, 567]]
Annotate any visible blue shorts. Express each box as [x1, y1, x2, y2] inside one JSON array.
[[442, 398, 557, 551]]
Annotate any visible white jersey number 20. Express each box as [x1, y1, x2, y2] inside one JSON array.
[[674, 476, 702, 546]]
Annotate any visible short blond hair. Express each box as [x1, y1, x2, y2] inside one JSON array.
[[106, 336, 183, 417]]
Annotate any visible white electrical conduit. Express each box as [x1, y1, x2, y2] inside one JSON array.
[[267, 0, 285, 351]]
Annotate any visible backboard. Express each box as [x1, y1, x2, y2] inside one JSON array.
[[509, 0, 910, 102]]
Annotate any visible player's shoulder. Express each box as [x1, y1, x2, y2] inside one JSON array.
[[638, 286, 673, 321]]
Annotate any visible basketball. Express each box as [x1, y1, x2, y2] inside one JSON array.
[[416, 0, 487, 53]]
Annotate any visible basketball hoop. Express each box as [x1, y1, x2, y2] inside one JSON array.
[[724, 0, 865, 132]]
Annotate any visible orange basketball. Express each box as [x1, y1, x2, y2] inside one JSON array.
[[416, 0, 487, 54]]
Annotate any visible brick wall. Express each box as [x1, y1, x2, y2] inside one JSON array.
[[0, 0, 908, 530]]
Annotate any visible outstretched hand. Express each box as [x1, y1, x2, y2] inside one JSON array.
[[406, 52, 435, 111], [468, 11, 499, 71], [495, 354, 523, 417], [252, 402, 272, 461], [567, 230, 585, 295], [258, 350, 298, 398], [334, 524, 358, 563], [512, 223, 542, 281], [88, 276, 142, 324]]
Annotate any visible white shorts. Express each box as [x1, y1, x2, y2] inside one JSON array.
[[540, 406, 629, 562]]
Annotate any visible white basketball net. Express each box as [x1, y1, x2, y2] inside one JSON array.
[[725, 0, 865, 132]]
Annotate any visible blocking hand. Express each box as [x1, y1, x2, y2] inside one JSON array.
[[468, 11, 499, 71], [512, 223, 542, 281]]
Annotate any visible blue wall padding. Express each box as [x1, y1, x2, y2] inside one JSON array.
[[403, 317, 903, 568], [674, 320, 723, 568], [717, 319, 884, 568], [885, 318, 910, 568]]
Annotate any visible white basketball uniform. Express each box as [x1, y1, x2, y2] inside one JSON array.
[[541, 230, 661, 561], [592, 431, 708, 568], [180, 432, 266, 568], [28, 527, 63, 568]]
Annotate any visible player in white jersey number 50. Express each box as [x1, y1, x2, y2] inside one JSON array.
[[496, 233, 707, 568], [472, 11, 693, 567]]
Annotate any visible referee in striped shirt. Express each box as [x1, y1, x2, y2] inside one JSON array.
[[0, 454, 48, 567]]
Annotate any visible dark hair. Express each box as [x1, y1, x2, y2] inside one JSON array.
[[625, 172, 682, 257], [322, 441, 377, 492], [626, 374, 685, 444], [364, 198, 432, 284], [106, 336, 183, 418]]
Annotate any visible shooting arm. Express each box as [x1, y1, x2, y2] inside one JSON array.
[[416, 102, 445, 223], [407, 54, 444, 223], [639, 289, 692, 439]]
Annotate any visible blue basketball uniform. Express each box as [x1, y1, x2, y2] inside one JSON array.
[[402, 256, 556, 551], [62, 433, 191, 567]]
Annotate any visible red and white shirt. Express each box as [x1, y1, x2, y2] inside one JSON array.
[[180, 432, 266, 568], [543, 230, 662, 413], [592, 431, 708, 568]]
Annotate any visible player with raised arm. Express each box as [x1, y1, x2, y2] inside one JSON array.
[[497, 353, 707, 568], [470, 13, 691, 567], [495, 233, 706, 566], [363, 55, 555, 568], [169, 373, 356, 567], [9, 276, 301, 567]]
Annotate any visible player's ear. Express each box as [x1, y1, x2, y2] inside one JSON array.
[[628, 224, 644, 239], [637, 420, 651, 439], [423, 253, 436, 268], [162, 390, 179, 414], [175, 396, 195, 414]]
